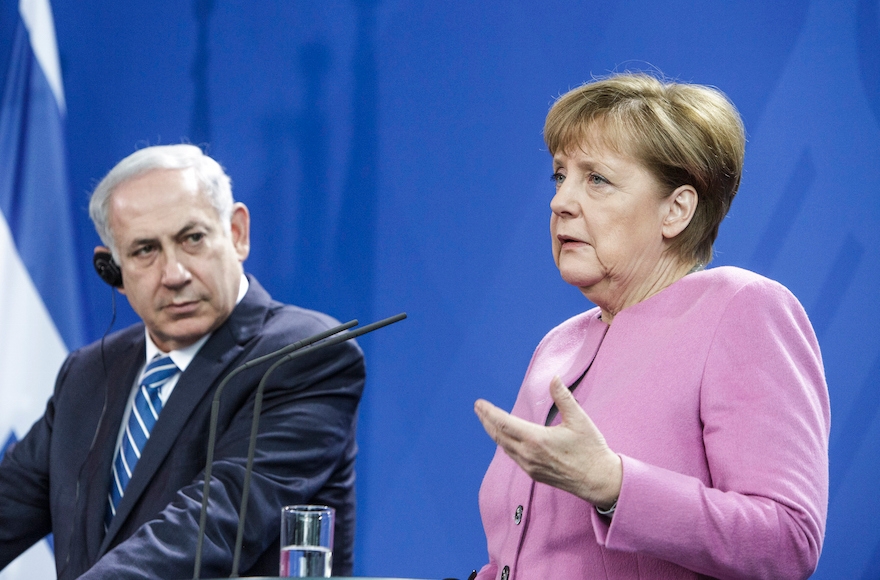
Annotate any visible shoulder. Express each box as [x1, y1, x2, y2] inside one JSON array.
[[689, 267, 821, 365], [240, 279, 364, 361], [234, 276, 359, 346], [49, 323, 144, 403], [63, 323, 144, 367], [682, 266, 793, 300], [690, 266, 807, 320], [264, 302, 357, 343], [611, 266, 818, 368], [651, 266, 807, 326]]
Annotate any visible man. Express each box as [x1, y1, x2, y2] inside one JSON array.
[[0, 145, 365, 578]]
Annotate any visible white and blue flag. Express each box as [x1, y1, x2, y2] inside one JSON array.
[[1, 0, 85, 577]]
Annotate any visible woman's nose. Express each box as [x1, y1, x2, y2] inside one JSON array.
[[550, 179, 579, 217]]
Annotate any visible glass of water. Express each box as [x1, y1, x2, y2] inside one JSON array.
[[279, 505, 335, 577]]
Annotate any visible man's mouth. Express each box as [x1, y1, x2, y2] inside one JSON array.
[[163, 300, 201, 316]]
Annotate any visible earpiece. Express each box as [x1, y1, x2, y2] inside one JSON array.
[[93, 251, 123, 288]]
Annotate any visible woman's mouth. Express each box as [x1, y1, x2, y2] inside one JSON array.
[[557, 234, 588, 248]]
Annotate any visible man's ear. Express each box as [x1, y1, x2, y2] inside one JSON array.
[[229, 203, 250, 262], [93, 246, 125, 291], [662, 185, 698, 240]]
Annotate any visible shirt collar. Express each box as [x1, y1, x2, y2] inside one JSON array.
[[143, 273, 250, 370], [236, 272, 249, 303]]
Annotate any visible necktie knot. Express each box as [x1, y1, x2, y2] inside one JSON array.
[[141, 355, 178, 390]]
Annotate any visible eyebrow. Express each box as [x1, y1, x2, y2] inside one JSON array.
[[127, 220, 212, 249], [554, 152, 606, 172], [176, 220, 212, 237]]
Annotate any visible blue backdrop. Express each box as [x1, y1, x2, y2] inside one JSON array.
[[6, 0, 879, 577]]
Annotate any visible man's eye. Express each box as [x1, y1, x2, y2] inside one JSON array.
[[188, 233, 205, 243], [133, 245, 154, 257], [551, 172, 565, 184]]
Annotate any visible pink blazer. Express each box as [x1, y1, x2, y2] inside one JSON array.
[[477, 267, 829, 580]]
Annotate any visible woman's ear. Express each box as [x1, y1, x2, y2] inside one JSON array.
[[662, 185, 698, 239]]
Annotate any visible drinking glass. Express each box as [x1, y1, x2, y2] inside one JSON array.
[[279, 505, 334, 577]]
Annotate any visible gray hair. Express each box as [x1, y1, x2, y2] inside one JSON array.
[[89, 144, 233, 258]]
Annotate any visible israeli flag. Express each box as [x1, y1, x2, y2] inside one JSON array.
[[1, 0, 85, 578]]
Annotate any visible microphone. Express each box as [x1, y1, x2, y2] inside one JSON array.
[[193, 318, 358, 578], [193, 312, 407, 579], [230, 312, 407, 577]]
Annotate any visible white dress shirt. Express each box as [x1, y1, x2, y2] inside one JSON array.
[[110, 275, 249, 460]]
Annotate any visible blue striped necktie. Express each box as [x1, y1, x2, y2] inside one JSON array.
[[106, 354, 178, 527]]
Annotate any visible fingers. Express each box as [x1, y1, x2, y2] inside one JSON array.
[[474, 399, 531, 446], [475, 379, 622, 505], [549, 375, 591, 428], [549, 375, 572, 405], [474, 399, 495, 440], [473, 398, 496, 423], [474, 398, 505, 444]]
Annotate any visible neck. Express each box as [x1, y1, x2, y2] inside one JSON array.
[[588, 255, 696, 325]]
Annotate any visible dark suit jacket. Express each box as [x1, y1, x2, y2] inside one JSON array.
[[0, 276, 365, 578]]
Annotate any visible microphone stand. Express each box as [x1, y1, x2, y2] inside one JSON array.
[[230, 313, 406, 577], [193, 319, 358, 578], [194, 313, 407, 579]]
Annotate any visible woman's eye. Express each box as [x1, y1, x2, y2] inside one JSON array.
[[551, 172, 565, 184], [588, 173, 608, 185]]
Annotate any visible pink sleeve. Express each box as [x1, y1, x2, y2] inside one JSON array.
[[594, 278, 830, 580]]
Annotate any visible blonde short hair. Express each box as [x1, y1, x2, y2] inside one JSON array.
[[544, 73, 745, 265]]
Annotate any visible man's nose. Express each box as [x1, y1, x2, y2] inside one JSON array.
[[161, 252, 192, 288]]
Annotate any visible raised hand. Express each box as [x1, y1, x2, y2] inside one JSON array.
[[474, 375, 622, 509]]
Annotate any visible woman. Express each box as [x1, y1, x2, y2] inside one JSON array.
[[473, 74, 829, 580]]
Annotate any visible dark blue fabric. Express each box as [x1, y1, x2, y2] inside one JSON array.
[[0, 432, 16, 464], [0, 278, 365, 579]]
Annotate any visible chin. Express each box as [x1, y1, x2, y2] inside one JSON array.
[[156, 319, 215, 348], [558, 266, 603, 290]]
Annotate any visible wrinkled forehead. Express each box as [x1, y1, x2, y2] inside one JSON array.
[[111, 168, 223, 217], [108, 170, 221, 231]]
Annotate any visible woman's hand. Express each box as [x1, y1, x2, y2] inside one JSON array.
[[474, 376, 622, 509]]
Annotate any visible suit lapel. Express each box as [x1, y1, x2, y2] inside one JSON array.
[[99, 277, 271, 554], [80, 332, 144, 565], [541, 313, 609, 427]]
